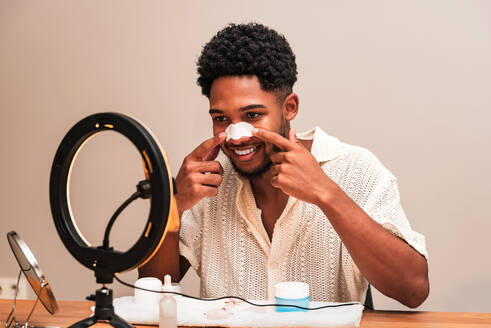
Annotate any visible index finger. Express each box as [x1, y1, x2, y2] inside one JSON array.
[[189, 132, 226, 161], [252, 128, 295, 151]]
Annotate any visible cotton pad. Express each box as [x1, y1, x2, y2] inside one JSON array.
[[225, 122, 254, 141]]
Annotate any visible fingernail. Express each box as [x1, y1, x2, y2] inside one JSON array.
[[218, 132, 226, 138], [252, 128, 259, 134]]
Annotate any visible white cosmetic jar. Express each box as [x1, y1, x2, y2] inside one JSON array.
[[274, 281, 310, 312], [134, 277, 163, 304]]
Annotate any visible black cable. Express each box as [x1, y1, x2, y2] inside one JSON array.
[[114, 274, 374, 311], [108, 179, 374, 311], [102, 180, 152, 249], [102, 191, 141, 249]]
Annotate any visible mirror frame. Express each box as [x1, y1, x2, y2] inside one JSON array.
[[7, 231, 59, 315]]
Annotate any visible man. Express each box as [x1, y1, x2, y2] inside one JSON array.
[[139, 23, 429, 308]]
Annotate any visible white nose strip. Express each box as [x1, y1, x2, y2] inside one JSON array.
[[225, 122, 254, 141]]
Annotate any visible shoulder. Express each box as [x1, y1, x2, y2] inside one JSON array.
[[323, 140, 398, 207], [337, 142, 396, 180], [309, 129, 398, 203], [300, 127, 393, 180]]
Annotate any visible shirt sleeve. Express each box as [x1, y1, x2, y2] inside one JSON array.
[[362, 157, 428, 259], [179, 199, 205, 275]]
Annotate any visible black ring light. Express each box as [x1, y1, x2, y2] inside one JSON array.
[[49, 112, 176, 328]]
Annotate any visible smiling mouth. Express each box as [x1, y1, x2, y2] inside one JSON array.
[[226, 143, 263, 162], [233, 146, 257, 156]]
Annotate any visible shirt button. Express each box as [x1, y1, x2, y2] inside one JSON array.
[[270, 261, 279, 269]]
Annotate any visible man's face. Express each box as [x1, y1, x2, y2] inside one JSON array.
[[209, 75, 285, 178]]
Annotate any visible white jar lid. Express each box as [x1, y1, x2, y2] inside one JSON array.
[[274, 281, 309, 299]]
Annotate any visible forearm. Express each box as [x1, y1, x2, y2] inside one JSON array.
[[138, 195, 189, 282], [138, 231, 184, 283], [316, 182, 429, 308]]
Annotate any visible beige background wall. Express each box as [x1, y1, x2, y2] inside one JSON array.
[[1, 0, 490, 313]]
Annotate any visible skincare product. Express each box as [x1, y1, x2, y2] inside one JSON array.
[[159, 275, 177, 328], [274, 281, 310, 312], [225, 122, 254, 141], [134, 277, 162, 305]]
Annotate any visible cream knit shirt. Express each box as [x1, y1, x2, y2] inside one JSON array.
[[179, 127, 428, 302]]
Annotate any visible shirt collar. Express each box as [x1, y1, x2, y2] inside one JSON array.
[[296, 126, 342, 162]]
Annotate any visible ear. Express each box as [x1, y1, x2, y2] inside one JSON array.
[[282, 93, 299, 122]]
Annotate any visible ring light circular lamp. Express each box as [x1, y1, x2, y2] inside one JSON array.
[[49, 112, 178, 328], [7, 231, 58, 314]]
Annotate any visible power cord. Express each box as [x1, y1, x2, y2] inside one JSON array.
[[107, 180, 374, 311], [114, 274, 374, 311]]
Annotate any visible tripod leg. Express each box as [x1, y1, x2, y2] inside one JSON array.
[[108, 314, 134, 328], [68, 316, 97, 328]]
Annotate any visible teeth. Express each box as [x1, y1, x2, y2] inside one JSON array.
[[234, 147, 256, 156]]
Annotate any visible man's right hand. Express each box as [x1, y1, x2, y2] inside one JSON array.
[[175, 132, 227, 215], [138, 134, 226, 283]]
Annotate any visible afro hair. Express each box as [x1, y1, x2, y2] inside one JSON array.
[[197, 23, 297, 101]]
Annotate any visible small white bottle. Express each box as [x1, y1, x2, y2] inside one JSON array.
[[159, 274, 177, 328]]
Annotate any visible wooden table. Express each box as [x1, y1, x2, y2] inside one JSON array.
[[1, 299, 490, 327]]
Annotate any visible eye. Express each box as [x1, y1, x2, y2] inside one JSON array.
[[246, 112, 261, 119], [213, 116, 229, 122]]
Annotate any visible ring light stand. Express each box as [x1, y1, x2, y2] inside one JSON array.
[[49, 113, 178, 328]]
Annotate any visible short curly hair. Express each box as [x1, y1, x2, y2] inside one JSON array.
[[197, 23, 297, 102]]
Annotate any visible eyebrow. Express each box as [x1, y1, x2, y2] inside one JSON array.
[[209, 104, 266, 114]]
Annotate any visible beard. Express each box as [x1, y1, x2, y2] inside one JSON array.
[[231, 157, 273, 179], [230, 118, 288, 180]]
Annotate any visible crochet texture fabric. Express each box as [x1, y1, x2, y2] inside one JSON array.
[[179, 127, 427, 302]]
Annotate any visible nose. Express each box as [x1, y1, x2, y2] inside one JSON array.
[[225, 121, 254, 142]]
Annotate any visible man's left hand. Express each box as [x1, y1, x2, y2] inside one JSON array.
[[252, 127, 335, 205]]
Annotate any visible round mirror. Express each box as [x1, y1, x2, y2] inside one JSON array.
[[7, 231, 59, 315], [68, 130, 149, 252]]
